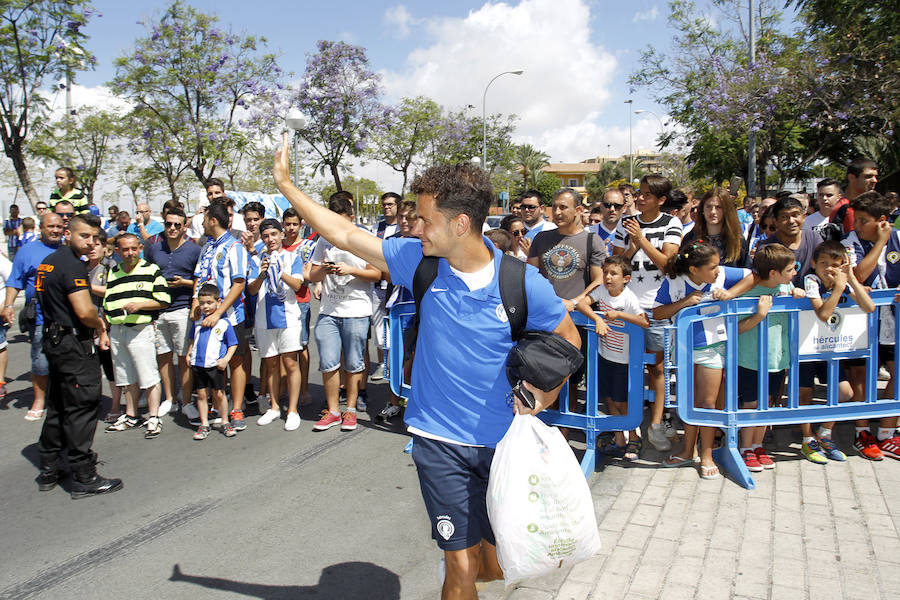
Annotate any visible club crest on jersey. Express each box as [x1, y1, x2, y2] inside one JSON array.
[[436, 518, 455, 541], [496, 304, 508, 322], [888, 251, 900, 264]]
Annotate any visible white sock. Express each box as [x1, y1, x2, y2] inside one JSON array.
[[330, 409, 340, 417], [803, 436, 815, 445], [877, 427, 893, 441], [346, 407, 357, 414], [751, 444, 762, 451], [856, 427, 869, 436], [818, 427, 832, 440], [740, 447, 751, 454]]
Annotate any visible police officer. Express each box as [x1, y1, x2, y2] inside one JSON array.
[[35, 213, 122, 498]]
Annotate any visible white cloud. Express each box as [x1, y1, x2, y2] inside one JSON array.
[[633, 6, 659, 23], [46, 80, 132, 118], [384, 5, 418, 38], [379, 0, 661, 172]]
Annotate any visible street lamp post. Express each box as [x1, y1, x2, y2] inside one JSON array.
[[482, 70, 524, 171], [747, 0, 757, 197], [285, 111, 308, 186], [634, 109, 665, 140], [625, 99, 633, 182]]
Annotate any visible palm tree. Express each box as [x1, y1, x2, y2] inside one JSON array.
[[515, 144, 550, 189]]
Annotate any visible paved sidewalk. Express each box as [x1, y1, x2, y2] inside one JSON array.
[[474, 424, 900, 600]]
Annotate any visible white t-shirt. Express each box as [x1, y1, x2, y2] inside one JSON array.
[[588, 285, 643, 363], [612, 213, 684, 310], [449, 259, 495, 291], [803, 211, 829, 233], [311, 237, 375, 317], [0, 253, 12, 287]]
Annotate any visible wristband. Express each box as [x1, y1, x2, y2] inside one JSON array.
[[3, 305, 13, 309]]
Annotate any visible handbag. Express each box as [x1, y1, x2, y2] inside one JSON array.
[[506, 330, 584, 392]]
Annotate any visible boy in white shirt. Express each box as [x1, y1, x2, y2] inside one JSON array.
[[577, 255, 648, 460], [247, 219, 306, 431]]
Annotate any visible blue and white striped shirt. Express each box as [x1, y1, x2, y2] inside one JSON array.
[[189, 318, 238, 368], [194, 231, 248, 325]]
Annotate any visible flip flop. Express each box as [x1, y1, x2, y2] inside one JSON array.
[[662, 454, 697, 468], [700, 464, 721, 480], [24, 409, 45, 421]]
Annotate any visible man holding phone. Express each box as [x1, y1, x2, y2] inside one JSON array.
[[145, 207, 202, 418]]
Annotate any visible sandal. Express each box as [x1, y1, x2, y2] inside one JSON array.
[[700, 464, 721, 480], [600, 441, 626, 457], [624, 440, 642, 461], [24, 409, 45, 421], [662, 454, 697, 468]]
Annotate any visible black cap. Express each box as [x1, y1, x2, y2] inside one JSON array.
[[258, 218, 283, 233]]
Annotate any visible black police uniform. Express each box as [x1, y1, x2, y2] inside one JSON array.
[[35, 245, 121, 497]]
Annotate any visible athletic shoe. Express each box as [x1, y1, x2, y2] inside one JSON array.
[[662, 413, 677, 438], [370, 364, 385, 381], [284, 411, 301, 431], [877, 436, 900, 460], [854, 430, 884, 461], [257, 409, 281, 426], [647, 423, 672, 452], [878, 366, 891, 381], [356, 397, 367, 412], [0, 383, 8, 398], [244, 384, 258, 405], [193, 425, 210, 440], [818, 437, 847, 461], [182, 402, 201, 426], [341, 411, 358, 431], [742, 449, 764, 472], [379, 404, 401, 421], [314, 410, 342, 431], [158, 399, 173, 416], [144, 416, 162, 439], [754, 447, 775, 469], [230, 409, 246, 431], [105, 414, 140, 432], [222, 422, 237, 437], [209, 409, 222, 425], [801, 440, 828, 464]]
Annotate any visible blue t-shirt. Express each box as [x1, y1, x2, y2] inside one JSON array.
[[145, 238, 202, 312], [8, 240, 60, 325], [189, 318, 238, 368], [127, 220, 164, 239], [383, 236, 567, 447], [653, 266, 750, 349]]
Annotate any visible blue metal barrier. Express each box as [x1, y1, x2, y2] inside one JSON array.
[[668, 289, 900, 489], [386, 303, 651, 476]]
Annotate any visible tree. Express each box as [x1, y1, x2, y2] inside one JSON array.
[[116, 163, 160, 207], [28, 106, 122, 203], [110, 1, 282, 191], [511, 170, 560, 206], [584, 162, 626, 200], [369, 96, 441, 196], [0, 0, 96, 209], [320, 175, 382, 220], [290, 40, 386, 192], [423, 110, 517, 176], [514, 144, 550, 189]]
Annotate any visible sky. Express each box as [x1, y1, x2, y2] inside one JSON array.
[[23, 0, 782, 203]]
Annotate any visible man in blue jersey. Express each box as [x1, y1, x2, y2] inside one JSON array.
[[191, 201, 249, 431], [520, 189, 556, 240], [273, 134, 579, 600], [2, 213, 64, 421]]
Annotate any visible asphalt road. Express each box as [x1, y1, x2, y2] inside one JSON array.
[[0, 321, 446, 600]]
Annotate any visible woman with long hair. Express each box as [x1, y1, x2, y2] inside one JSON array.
[[685, 188, 750, 268]]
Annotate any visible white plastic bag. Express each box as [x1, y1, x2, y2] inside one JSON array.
[[487, 413, 602, 586]]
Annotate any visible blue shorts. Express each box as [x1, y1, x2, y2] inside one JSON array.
[[298, 301, 311, 348], [411, 435, 496, 551], [31, 327, 49, 376], [737, 367, 785, 408], [314, 314, 369, 373], [598, 355, 628, 404], [645, 317, 671, 353]]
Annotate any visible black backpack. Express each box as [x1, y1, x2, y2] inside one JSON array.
[[404, 254, 528, 355]]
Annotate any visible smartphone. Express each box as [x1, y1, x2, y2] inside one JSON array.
[[512, 382, 536, 410]]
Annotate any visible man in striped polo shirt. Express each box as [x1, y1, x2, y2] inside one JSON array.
[[103, 233, 171, 438], [191, 202, 249, 430]]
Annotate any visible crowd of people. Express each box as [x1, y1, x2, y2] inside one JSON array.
[[1, 158, 898, 477]]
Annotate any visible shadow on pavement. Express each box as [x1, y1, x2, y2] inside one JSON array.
[[170, 561, 401, 599]]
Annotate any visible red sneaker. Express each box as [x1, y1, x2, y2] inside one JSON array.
[[341, 411, 358, 431], [854, 431, 884, 461], [743, 449, 763, 472], [877, 436, 900, 460], [754, 447, 775, 469], [314, 410, 342, 431]]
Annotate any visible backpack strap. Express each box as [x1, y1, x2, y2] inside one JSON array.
[[405, 255, 440, 353], [584, 231, 594, 289], [499, 254, 528, 341]]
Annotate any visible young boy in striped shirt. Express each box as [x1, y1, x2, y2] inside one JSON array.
[[188, 283, 238, 439]]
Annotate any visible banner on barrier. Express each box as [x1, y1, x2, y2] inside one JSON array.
[[797, 306, 868, 354]]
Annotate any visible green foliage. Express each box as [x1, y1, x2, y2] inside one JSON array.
[[422, 110, 517, 175], [110, 0, 282, 194], [514, 144, 550, 190], [27, 106, 122, 203], [320, 175, 383, 206], [584, 163, 626, 201], [0, 0, 96, 208], [370, 96, 442, 195], [511, 171, 560, 206]]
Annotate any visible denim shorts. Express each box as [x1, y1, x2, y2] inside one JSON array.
[[298, 301, 311, 348], [31, 327, 49, 376], [645, 317, 671, 353], [314, 314, 369, 373]]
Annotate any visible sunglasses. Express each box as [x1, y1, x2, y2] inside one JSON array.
[[511, 229, 525, 237], [521, 204, 540, 210], [36, 206, 48, 211], [165, 222, 183, 229], [602, 202, 625, 210]]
